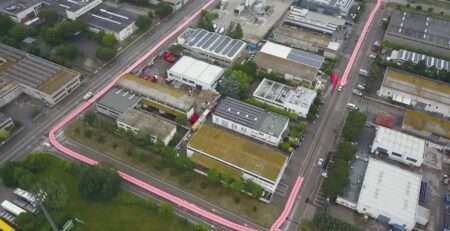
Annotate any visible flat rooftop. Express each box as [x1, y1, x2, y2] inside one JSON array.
[[0, 43, 80, 95], [189, 125, 287, 182], [214, 97, 289, 138], [79, 3, 137, 33], [403, 110, 450, 140], [97, 87, 140, 114], [271, 25, 332, 49], [42, 0, 100, 13], [178, 28, 246, 61], [259, 41, 324, 69], [117, 74, 195, 112], [169, 56, 224, 85], [386, 11, 450, 48], [283, 7, 346, 34], [383, 68, 450, 102], [0, 0, 42, 15], [373, 126, 425, 161], [357, 158, 421, 226], [118, 109, 176, 139], [389, 49, 450, 71], [253, 78, 317, 111]]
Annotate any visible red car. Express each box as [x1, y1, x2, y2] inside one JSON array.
[[163, 51, 178, 63]]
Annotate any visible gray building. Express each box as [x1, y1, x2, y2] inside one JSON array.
[[0, 113, 14, 131], [212, 97, 289, 146], [95, 87, 140, 119], [384, 11, 450, 59], [0, 0, 43, 24], [296, 0, 354, 16], [42, 0, 102, 20], [79, 4, 137, 41]]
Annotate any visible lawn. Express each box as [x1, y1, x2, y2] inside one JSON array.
[[3, 154, 198, 231], [65, 118, 281, 227]]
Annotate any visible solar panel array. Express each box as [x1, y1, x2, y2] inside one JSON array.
[[0, 43, 65, 89], [214, 97, 265, 130], [182, 28, 246, 60], [286, 48, 324, 69]]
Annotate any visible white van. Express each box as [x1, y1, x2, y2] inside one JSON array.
[[346, 103, 359, 110]]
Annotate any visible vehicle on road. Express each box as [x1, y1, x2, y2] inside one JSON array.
[[337, 86, 343, 92], [359, 69, 368, 77], [317, 158, 324, 166], [346, 103, 359, 110], [357, 83, 366, 90], [83, 91, 94, 101], [352, 89, 363, 96], [1, 200, 26, 216]]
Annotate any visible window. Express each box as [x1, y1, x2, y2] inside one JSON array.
[[406, 157, 417, 163], [391, 152, 402, 158]]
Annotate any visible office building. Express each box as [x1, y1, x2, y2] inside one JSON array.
[[283, 6, 346, 34], [95, 87, 140, 119]]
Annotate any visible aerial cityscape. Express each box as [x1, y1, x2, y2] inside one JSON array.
[[0, 0, 449, 230]]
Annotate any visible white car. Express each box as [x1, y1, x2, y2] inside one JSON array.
[[352, 89, 363, 96], [337, 86, 343, 92], [357, 84, 366, 90], [346, 103, 359, 110], [317, 158, 324, 166], [83, 91, 94, 101], [369, 53, 377, 59]]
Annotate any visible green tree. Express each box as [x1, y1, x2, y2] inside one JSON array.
[[0, 128, 10, 142], [168, 44, 183, 56], [96, 47, 116, 61], [217, 76, 241, 98], [158, 203, 174, 219], [78, 164, 121, 201], [136, 15, 152, 30], [198, 10, 218, 31], [298, 220, 317, 231], [207, 169, 222, 185], [337, 142, 357, 161], [55, 44, 79, 60], [39, 8, 58, 25], [194, 224, 209, 231], [8, 24, 27, 44], [23, 153, 54, 173], [0, 162, 21, 187], [228, 23, 243, 39], [155, 2, 173, 18], [15, 213, 44, 231], [101, 33, 118, 47], [41, 27, 63, 45], [243, 180, 263, 199], [83, 112, 97, 126], [0, 15, 14, 35], [342, 111, 366, 142], [32, 178, 69, 209]]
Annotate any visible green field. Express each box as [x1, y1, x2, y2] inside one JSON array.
[[1, 154, 201, 231]]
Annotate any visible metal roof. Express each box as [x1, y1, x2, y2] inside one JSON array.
[[0, 0, 42, 15], [168, 56, 224, 86], [357, 158, 422, 230], [96, 87, 140, 114], [372, 126, 425, 162], [179, 28, 246, 61], [213, 97, 289, 138], [259, 41, 324, 69], [389, 49, 450, 71], [283, 7, 346, 34], [80, 3, 137, 33], [42, 0, 99, 13]]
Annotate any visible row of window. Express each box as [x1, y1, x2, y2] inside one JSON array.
[[390, 152, 417, 163]]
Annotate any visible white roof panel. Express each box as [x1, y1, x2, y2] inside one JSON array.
[[169, 56, 224, 86], [260, 41, 291, 59], [357, 158, 421, 228], [373, 127, 425, 161]]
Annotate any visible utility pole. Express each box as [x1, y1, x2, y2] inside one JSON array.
[[37, 190, 59, 231]]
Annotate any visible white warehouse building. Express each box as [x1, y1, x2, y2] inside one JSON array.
[[167, 56, 224, 90], [371, 126, 426, 167], [356, 158, 429, 231]]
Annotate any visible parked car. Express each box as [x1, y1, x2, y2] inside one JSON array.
[[369, 53, 377, 59], [83, 91, 94, 101], [357, 83, 367, 90], [163, 51, 178, 63], [317, 158, 324, 166], [346, 103, 359, 110], [352, 89, 363, 96]]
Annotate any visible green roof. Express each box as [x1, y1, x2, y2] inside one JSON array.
[[386, 68, 450, 95], [188, 125, 287, 182], [403, 110, 450, 139]]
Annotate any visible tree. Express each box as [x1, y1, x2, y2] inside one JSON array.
[[168, 44, 183, 56], [39, 8, 58, 25], [155, 2, 173, 18], [101, 33, 118, 47], [84, 112, 97, 126], [158, 203, 174, 219], [96, 47, 116, 61], [32, 178, 68, 209], [298, 220, 317, 231], [0, 162, 21, 187], [337, 142, 356, 161], [8, 24, 27, 44], [0, 128, 10, 142], [217, 76, 241, 98], [0, 15, 14, 35], [55, 44, 79, 60], [136, 15, 152, 31], [198, 10, 218, 31], [41, 27, 63, 45], [228, 23, 243, 39], [78, 164, 121, 201], [194, 224, 209, 231], [207, 169, 222, 185], [23, 153, 54, 173], [15, 213, 44, 231], [243, 180, 263, 199]]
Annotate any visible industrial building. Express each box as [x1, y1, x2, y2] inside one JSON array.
[[389, 49, 450, 72], [187, 124, 288, 201], [253, 78, 317, 118], [402, 110, 450, 144], [117, 109, 177, 145], [296, 0, 354, 16], [42, 0, 102, 20], [283, 6, 346, 34], [95, 87, 140, 119], [371, 126, 425, 167], [177, 28, 246, 66], [356, 158, 428, 231], [378, 68, 450, 117], [167, 56, 224, 90], [212, 97, 289, 146], [254, 41, 324, 84], [384, 11, 450, 59], [0, 43, 81, 107], [79, 4, 137, 41], [117, 74, 195, 119], [0, 0, 43, 24]]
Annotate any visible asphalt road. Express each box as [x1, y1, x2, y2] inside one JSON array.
[[275, 3, 388, 230]]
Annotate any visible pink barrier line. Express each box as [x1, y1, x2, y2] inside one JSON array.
[[270, 177, 304, 231], [339, 0, 383, 86]]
